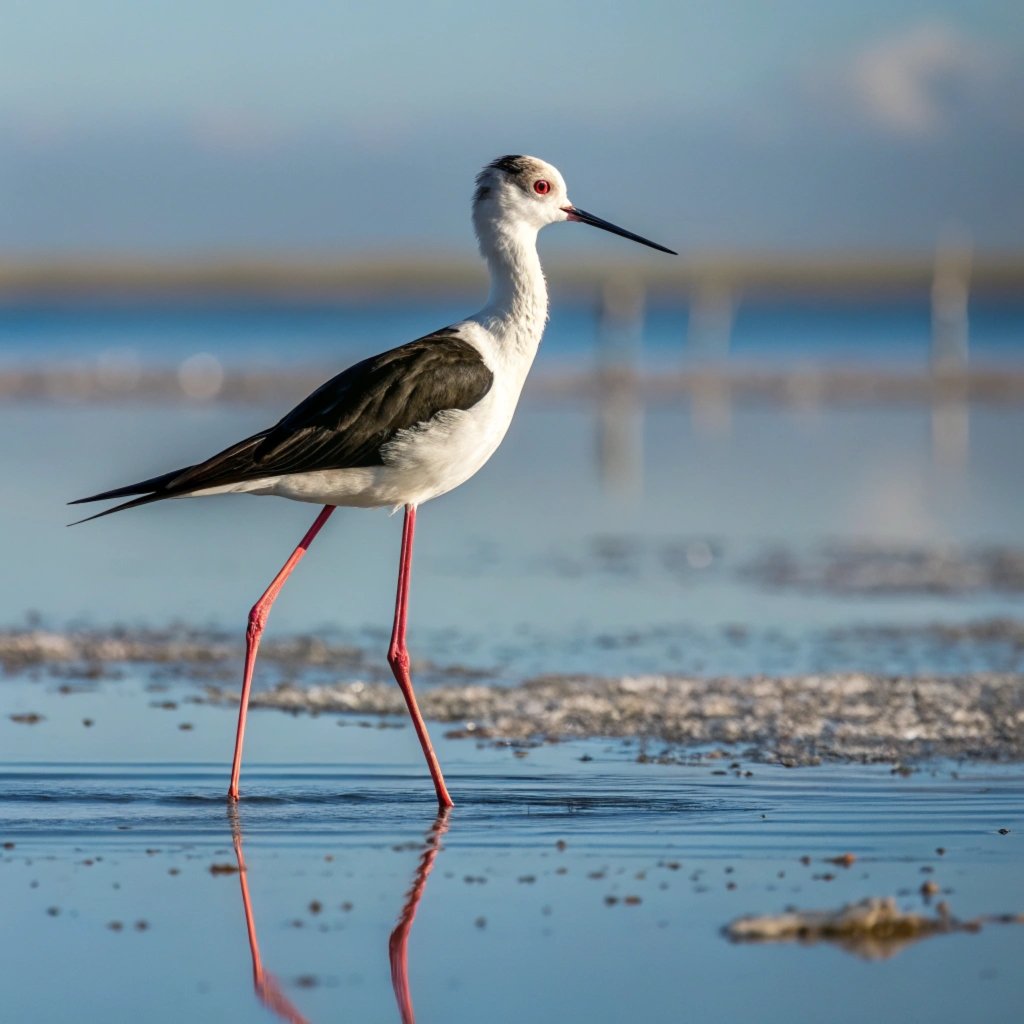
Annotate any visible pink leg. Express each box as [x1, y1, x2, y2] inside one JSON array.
[[228, 504, 335, 801], [388, 505, 455, 809]]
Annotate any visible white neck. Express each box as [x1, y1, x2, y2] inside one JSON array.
[[470, 218, 549, 360]]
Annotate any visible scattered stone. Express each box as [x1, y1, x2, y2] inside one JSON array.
[[10, 713, 43, 724], [208, 863, 240, 876], [826, 853, 857, 868]]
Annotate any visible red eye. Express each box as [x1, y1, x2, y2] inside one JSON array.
[[533, 179, 551, 195]]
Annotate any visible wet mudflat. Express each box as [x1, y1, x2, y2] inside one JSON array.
[[2, 678, 1023, 1024]]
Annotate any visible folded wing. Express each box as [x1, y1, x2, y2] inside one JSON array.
[[70, 329, 493, 522]]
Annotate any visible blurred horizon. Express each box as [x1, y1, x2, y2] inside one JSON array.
[[2, 1, 1022, 259]]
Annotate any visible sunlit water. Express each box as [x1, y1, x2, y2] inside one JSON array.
[[4, 399, 1023, 680], [2, 679, 1022, 1024], [2, 302, 1023, 1021]]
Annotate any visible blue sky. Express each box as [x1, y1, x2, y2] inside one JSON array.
[[1, 1, 1021, 255]]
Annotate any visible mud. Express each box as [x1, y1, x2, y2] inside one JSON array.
[[201, 670, 1024, 766], [725, 898, 1024, 959]]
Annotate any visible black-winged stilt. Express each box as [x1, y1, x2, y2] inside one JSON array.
[[71, 155, 676, 808]]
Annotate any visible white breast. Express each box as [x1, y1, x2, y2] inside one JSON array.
[[374, 319, 537, 506]]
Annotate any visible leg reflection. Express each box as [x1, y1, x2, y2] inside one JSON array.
[[229, 809, 311, 1024], [389, 810, 451, 1024]]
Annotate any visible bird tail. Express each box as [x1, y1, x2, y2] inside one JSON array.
[[69, 429, 269, 525]]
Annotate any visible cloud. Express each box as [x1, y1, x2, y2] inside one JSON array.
[[843, 22, 993, 137]]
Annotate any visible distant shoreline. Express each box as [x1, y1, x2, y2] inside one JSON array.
[[2, 252, 1023, 301], [2, 363, 1022, 407]]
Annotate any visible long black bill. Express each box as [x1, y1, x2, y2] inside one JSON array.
[[564, 206, 676, 255]]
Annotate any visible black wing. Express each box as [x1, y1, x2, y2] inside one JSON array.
[[70, 329, 493, 522]]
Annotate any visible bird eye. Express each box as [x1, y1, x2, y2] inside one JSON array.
[[533, 179, 551, 195]]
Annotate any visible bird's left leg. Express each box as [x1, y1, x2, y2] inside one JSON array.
[[387, 504, 455, 809], [228, 504, 335, 801]]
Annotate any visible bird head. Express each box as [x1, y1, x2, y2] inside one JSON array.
[[472, 154, 675, 255]]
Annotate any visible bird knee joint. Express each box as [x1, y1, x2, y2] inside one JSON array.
[[388, 646, 409, 671], [247, 605, 266, 638]]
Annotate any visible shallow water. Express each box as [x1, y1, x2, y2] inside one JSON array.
[[3, 303, 1024, 1020], [0, 677, 1021, 1023], [6, 400, 1024, 683], [2, 697, 1022, 1024]]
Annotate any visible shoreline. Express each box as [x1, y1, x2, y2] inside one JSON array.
[[3, 362, 1024, 407], [4, 626, 1022, 768]]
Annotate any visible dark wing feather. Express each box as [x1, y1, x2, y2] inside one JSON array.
[[70, 329, 493, 522]]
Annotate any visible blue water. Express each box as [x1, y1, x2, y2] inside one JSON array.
[[4, 400, 1024, 681], [2, 299, 1024, 1023], [1, 678, 1022, 1024], [1, 297, 1022, 372], [2, 659, 1024, 1024]]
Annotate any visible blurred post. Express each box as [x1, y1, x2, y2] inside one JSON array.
[[595, 276, 645, 495], [930, 227, 972, 469], [687, 277, 735, 435]]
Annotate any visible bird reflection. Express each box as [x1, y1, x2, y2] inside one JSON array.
[[228, 807, 450, 1024], [389, 810, 451, 1024], [229, 808, 311, 1024]]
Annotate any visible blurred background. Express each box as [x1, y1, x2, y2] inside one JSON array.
[[1, 1, 1022, 674]]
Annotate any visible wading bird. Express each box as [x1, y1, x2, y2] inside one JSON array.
[[71, 155, 675, 807]]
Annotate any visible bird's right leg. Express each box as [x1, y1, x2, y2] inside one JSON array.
[[387, 504, 455, 809], [228, 504, 335, 801]]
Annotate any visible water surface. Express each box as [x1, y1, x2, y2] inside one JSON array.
[[2, 703, 1021, 1024]]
